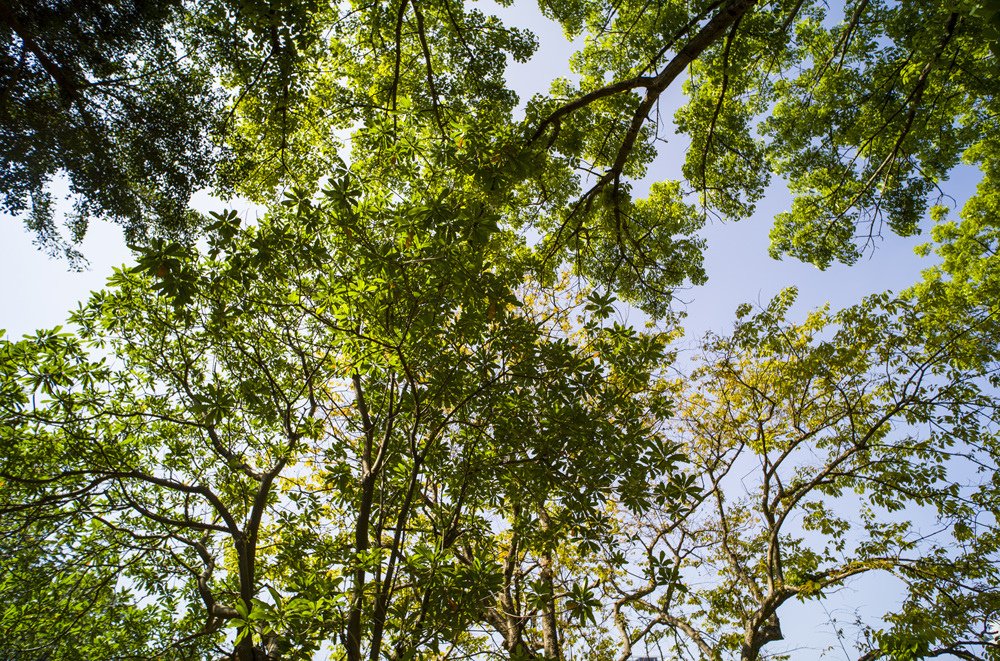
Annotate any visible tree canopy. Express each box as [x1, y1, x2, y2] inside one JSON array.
[[2, 0, 1000, 660]]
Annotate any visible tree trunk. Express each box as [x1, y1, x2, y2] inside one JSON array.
[[346, 472, 376, 661], [741, 614, 782, 661], [538, 508, 561, 661], [539, 551, 561, 661]]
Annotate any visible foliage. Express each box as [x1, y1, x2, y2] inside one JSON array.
[[2, 0, 1000, 660], [0, 186, 681, 659], [7, 0, 999, 280], [610, 290, 999, 660], [0, 0, 220, 263]]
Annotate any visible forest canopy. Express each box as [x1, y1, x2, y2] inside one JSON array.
[[1, 0, 999, 659]]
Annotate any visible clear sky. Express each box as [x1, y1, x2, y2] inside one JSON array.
[[1, 209, 131, 338], [0, 2, 983, 657]]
